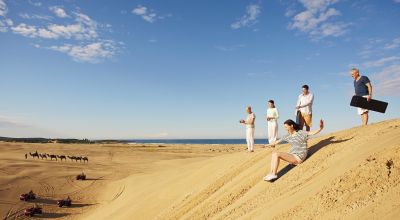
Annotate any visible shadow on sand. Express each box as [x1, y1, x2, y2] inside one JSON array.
[[84, 177, 105, 181], [40, 212, 70, 218], [69, 203, 95, 208], [277, 136, 353, 178], [28, 198, 56, 205]]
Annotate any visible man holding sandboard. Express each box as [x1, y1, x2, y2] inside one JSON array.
[[350, 68, 373, 126]]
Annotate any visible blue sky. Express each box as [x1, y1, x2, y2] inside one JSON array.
[[0, 0, 399, 139]]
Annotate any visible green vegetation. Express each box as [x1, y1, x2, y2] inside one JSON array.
[[0, 137, 94, 144]]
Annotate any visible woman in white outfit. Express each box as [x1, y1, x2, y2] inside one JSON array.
[[240, 106, 256, 152], [266, 100, 279, 144]]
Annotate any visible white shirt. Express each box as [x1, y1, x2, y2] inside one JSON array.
[[246, 113, 255, 128], [267, 108, 279, 121], [296, 93, 314, 115]]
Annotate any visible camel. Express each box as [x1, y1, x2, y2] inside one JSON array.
[[46, 154, 57, 161], [67, 156, 76, 162], [29, 152, 39, 159], [57, 155, 67, 161], [82, 156, 89, 163], [75, 156, 82, 163], [38, 154, 47, 160]]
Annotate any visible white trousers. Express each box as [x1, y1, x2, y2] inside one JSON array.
[[267, 120, 278, 144], [246, 127, 255, 151]]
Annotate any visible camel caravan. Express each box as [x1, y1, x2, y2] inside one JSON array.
[[25, 151, 89, 163]]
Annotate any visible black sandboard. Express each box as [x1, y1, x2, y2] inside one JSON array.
[[350, 96, 388, 113], [295, 111, 301, 125]]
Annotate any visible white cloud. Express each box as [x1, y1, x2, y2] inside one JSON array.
[[299, 0, 339, 12], [12, 12, 97, 40], [49, 6, 68, 18], [291, 8, 340, 32], [288, 0, 349, 39], [28, 0, 42, 7], [5, 4, 120, 64], [231, 3, 261, 29], [11, 23, 37, 37], [394, 0, 400, 3], [0, 0, 7, 17], [357, 38, 392, 59], [215, 44, 246, 52], [20, 13, 52, 20], [49, 40, 119, 63], [132, 5, 159, 23], [384, 37, 400, 50], [315, 22, 349, 37], [363, 56, 400, 68], [373, 64, 400, 96], [0, 23, 6, 32], [132, 5, 147, 16], [285, 7, 297, 17], [0, 18, 12, 32], [355, 37, 400, 96]]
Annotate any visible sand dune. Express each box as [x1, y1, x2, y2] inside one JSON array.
[[1, 119, 400, 219]]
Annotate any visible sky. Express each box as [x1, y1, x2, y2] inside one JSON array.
[[0, 0, 399, 139]]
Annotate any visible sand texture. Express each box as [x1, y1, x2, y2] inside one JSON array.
[[1, 119, 399, 219]]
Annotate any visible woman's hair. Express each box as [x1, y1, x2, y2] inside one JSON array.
[[284, 119, 300, 131], [268, 100, 275, 108]]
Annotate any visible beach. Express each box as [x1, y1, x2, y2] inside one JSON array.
[[1, 119, 400, 219]]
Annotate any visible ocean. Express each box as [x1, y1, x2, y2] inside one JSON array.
[[128, 139, 269, 145]]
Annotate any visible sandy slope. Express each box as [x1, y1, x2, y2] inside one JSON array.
[[84, 119, 400, 220], [1, 119, 400, 219]]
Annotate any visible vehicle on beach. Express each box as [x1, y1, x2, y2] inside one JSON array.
[[24, 206, 43, 217], [20, 190, 36, 201], [76, 172, 86, 180], [57, 196, 72, 207]]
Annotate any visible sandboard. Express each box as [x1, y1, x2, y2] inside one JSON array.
[[295, 111, 301, 125], [350, 96, 388, 113]]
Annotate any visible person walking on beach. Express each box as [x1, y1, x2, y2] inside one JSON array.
[[350, 68, 373, 126], [296, 85, 314, 131], [266, 100, 279, 144], [263, 119, 324, 182], [240, 106, 256, 152]]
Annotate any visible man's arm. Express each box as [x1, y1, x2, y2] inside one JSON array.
[[366, 82, 372, 101]]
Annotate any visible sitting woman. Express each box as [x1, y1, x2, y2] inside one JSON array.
[[264, 119, 324, 182]]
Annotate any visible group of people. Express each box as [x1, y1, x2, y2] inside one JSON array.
[[239, 68, 373, 182]]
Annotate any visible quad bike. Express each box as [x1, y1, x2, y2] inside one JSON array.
[[24, 206, 42, 217], [57, 196, 72, 207], [76, 172, 86, 180], [20, 190, 36, 201]]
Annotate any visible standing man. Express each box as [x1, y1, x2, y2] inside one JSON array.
[[350, 68, 373, 126], [296, 85, 314, 131], [240, 106, 256, 152]]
